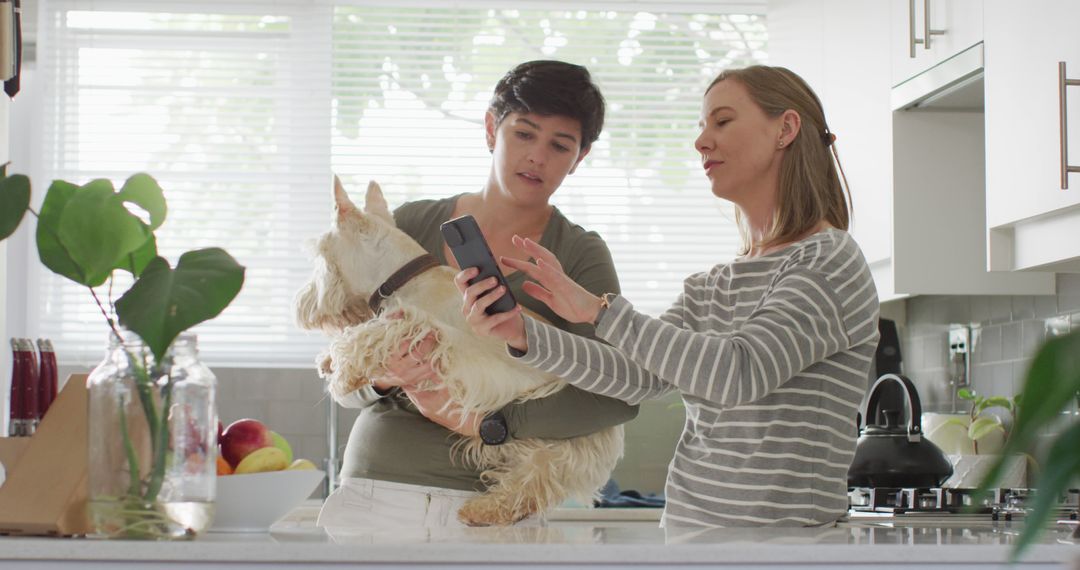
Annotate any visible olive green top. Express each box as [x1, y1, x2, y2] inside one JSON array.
[[337, 195, 637, 491]]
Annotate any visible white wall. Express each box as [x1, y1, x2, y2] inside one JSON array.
[[1, 93, 9, 434]]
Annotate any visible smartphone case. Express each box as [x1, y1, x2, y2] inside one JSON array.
[[440, 215, 517, 314]]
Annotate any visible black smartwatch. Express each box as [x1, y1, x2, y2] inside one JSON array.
[[478, 411, 509, 446]]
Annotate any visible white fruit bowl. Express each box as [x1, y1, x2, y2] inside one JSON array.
[[210, 469, 325, 533]]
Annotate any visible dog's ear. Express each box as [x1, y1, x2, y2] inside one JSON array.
[[364, 180, 394, 223], [294, 259, 374, 332], [333, 175, 359, 220]]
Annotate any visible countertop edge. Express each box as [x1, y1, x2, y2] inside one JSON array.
[[0, 538, 1075, 565]]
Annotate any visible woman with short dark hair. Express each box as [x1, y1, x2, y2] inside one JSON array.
[[317, 60, 637, 529]]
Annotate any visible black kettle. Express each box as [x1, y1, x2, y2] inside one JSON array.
[[847, 374, 953, 488]]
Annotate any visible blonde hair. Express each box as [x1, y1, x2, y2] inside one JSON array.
[[708, 65, 852, 255]]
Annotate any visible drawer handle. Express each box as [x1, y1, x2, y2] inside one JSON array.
[[909, 0, 946, 58], [1060, 62, 1080, 190]]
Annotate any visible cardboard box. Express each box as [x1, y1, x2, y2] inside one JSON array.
[[0, 437, 30, 472], [0, 374, 90, 536]]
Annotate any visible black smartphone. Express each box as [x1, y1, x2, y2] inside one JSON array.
[[440, 215, 517, 315]]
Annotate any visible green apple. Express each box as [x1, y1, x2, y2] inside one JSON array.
[[269, 430, 293, 464]]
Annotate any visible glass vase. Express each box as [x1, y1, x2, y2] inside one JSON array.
[[86, 330, 217, 539]]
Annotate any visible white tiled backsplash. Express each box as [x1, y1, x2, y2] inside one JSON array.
[[895, 273, 1080, 414]]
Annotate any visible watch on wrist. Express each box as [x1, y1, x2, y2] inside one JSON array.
[[478, 411, 509, 446], [595, 292, 618, 325]]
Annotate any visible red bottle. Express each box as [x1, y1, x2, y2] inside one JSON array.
[[18, 339, 39, 434], [21, 338, 39, 431], [36, 339, 58, 421], [8, 338, 39, 436], [8, 338, 24, 436]]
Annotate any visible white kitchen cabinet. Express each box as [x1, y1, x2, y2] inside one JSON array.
[[1, 96, 8, 424], [770, 0, 897, 298], [984, 0, 1080, 272], [770, 0, 1051, 300], [891, 0, 984, 87]]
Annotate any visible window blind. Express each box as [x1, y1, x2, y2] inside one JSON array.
[[31, 0, 766, 368]]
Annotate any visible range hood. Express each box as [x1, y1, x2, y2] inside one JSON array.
[[892, 43, 984, 112]]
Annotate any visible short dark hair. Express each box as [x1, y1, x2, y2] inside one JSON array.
[[488, 60, 605, 150]]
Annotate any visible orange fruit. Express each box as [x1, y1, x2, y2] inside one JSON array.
[[216, 455, 234, 476]]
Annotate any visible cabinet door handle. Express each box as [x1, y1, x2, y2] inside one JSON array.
[[909, 0, 946, 58], [1060, 62, 1080, 190], [922, 0, 946, 50]]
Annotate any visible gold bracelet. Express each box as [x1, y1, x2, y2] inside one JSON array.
[[595, 292, 617, 325]]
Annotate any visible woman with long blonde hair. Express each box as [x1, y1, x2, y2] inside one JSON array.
[[425, 65, 881, 527]]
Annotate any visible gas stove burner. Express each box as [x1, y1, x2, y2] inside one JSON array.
[[848, 487, 991, 514], [849, 487, 1080, 520], [990, 488, 1080, 522]]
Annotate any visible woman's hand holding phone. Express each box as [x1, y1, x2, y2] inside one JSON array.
[[454, 268, 528, 351], [454, 235, 604, 353]]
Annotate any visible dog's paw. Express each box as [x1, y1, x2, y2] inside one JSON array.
[[457, 499, 499, 527], [327, 369, 367, 400], [457, 497, 535, 527], [316, 350, 334, 378]]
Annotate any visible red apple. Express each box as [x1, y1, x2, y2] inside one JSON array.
[[219, 418, 274, 467]]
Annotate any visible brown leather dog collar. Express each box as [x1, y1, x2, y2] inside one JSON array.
[[367, 253, 441, 314]]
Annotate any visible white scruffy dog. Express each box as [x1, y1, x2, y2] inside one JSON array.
[[295, 178, 624, 526]]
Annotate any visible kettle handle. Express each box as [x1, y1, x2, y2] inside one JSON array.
[[863, 373, 923, 442]]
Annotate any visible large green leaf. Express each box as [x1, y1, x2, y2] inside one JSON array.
[[115, 233, 158, 277], [0, 174, 31, 240], [56, 179, 150, 287], [36, 180, 83, 283], [1007, 421, 1080, 561], [988, 332, 1080, 562], [117, 173, 167, 231], [1012, 333, 1080, 448], [1004, 340, 1073, 444], [115, 248, 245, 362]]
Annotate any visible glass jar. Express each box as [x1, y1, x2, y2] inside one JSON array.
[[86, 330, 217, 539]]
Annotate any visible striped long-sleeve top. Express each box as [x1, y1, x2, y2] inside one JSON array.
[[515, 228, 880, 527]]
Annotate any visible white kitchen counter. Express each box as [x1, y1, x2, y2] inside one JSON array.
[[0, 504, 1077, 569]]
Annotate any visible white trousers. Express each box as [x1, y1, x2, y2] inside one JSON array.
[[317, 477, 544, 530]]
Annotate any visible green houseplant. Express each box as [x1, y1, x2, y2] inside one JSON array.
[[0, 164, 244, 538], [977, 328, 1080, 560], [928, 387, 1029, 489], [954, 387, 1021, 454]]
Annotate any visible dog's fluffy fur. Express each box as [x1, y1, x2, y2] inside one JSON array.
[[295, 178, 624, 526]]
